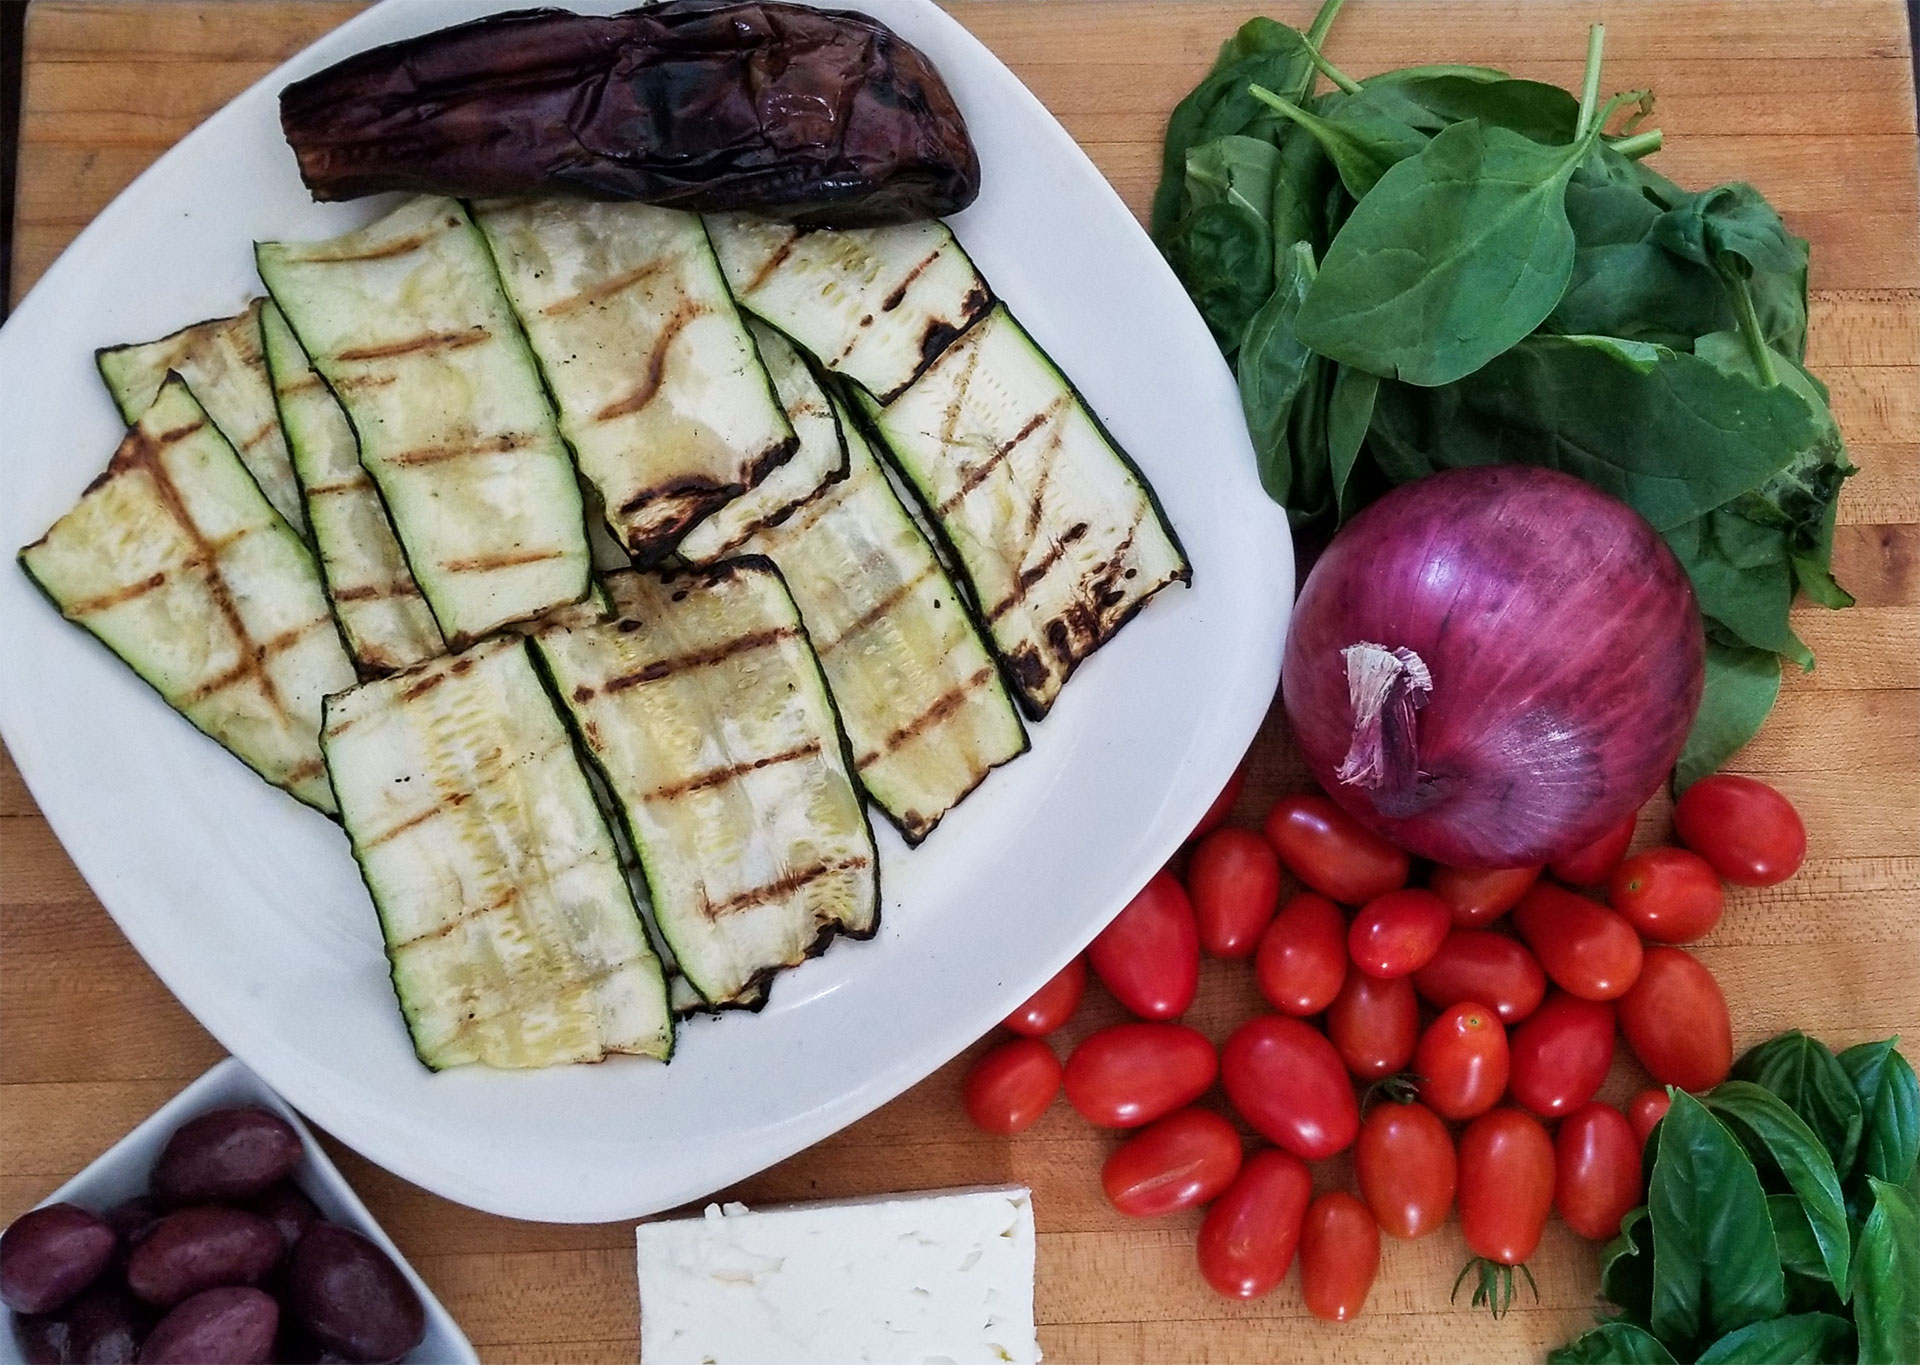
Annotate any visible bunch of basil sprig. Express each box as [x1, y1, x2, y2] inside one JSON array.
[[1152, 0, 1853, 789], [1554, 1032, 1918, 1365]]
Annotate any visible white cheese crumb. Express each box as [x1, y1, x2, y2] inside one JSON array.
[[636, 1185, 1040, 1365]]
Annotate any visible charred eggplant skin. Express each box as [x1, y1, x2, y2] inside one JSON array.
[[280, 3, 981, 227]]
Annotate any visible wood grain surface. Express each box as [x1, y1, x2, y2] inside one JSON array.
[[4, 2, 1917, 1361]]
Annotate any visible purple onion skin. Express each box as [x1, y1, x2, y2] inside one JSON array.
[[1282, 466, 1704, 868]]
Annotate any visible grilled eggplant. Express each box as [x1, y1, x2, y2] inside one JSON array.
[[867, 306, 1190, 719], [533, 561, 877, 1006], [95, 301, 307, 531], [471, 198, 795, 561], [258, 300, 444, 676], [256, 196, 592, 649], [711, 394, 1027, 843], [323, 635, 672, 1070], [19, 378, 355, 812], [676, 320, 847, 563], [280, 3, 980, 227], [706, 214, 993, 403]]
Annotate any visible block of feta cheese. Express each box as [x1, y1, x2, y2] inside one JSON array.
[[635, 1185, 1040, 1365]]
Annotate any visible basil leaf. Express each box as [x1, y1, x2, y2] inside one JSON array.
[[1693, 1313, 1853, 1364], [1183, 135, 1281, 224], [1239, 242, 1318, 504], [1703, 1081, 1852, 1296], [1548, 1322, 1680, 1364], [1648, 1091, 1786, 1349], [1166, 201, 1273, 352], [1296, 119, 1603, 387], [1326, 364, 1379, 521], [1839, 1040, 1920, 1190], [1366, 334, 1820, 530], [1675, 642, 1780, 791], [1766, 1194, 1825, 1280], [1602, 1204, 1657, 1326], [1852, 1178, 1920, 1365], [1732, 1032, 1866, 1179]]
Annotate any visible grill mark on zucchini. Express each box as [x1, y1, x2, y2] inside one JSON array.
[[701, 854, 872, 920], [334, 326, 490, 364], [614, 473, 730, 520], [833, 314, 877, 362], [239, 416, 281, 452], [443, 546, 570, 573], [318, 216, 459, 263], [304, 472, 375, 498], [591, 302, 704, 424], [539, 258, 675, 317], [387, 431, 538, 468], [361, 788, 469, 848], [178, 617, 333, 706], [584, 624, 801, 696], [814, 562, 940, 654], [986, 525, 1088, 624], [642, 739, 824, 802], [331, 580, 419, 604], [743, 229, 803, 293], [854, 663, 999, 770], [881, 249, 942, 312], [936, 393, 1070, 517]]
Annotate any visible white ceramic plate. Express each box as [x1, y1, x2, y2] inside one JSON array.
[[0, 1057, 477, 1364], [0, 0, 1291, 1221]]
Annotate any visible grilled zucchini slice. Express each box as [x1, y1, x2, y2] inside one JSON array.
[[256, 196, 591, 648], [533, 561, 877, 1005], [322, 635, 672, 1070], [18, 378, 354, 811], [472, 198, 795, 562], [95, 300, 306, 531], [719, 394, 1027, 843], [705, 214, 992, 402], [675, 320, 848, 563], [868, 306, 1190, 718], [258, 300, 444, 676]]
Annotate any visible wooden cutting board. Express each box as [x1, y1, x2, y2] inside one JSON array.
[[4, 2, 1916, 1361]]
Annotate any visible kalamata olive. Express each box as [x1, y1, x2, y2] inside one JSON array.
[[151, 1109, 302, 1207], [1, 1203, 118, 1314], [288, 1224, 425, 1364], [104, 1199, 162, 1262], [136, 1286, 276, 1365], [64, 1282, 151, 1364], [125, 1208, 281, 1308], [10, 1309, 70, 1364], [246, 1183, 321, 1252]]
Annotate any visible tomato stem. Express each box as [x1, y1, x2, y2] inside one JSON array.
[[1451, 1257, 1539, 1319]]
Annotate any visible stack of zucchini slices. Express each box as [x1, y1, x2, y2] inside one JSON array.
[[18, 193, 1188, 1072]]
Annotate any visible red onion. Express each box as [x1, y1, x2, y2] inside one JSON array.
[[1282, 467, 1703, 868]]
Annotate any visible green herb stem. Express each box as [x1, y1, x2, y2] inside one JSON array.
[[1608, 128, 1664, 160], [1302, 41, 1365, 97], [1305, 0, 1348, 48], [1726, 273, 1782, 387], [1575, 24, 1606, 138]]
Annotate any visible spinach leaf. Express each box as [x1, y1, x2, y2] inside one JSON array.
[[1182, 135, 1280, 222], [1703, 1081, 1852, 1296], [1565, 173, 1665, 247], [1366, 334, 1819, 530], [1662, 508, 1809, 666], [1326, 364, 1379, 520], [1295, 117, 1608, 386], [1747, 233, 1811, 363], [1249, 85, 1430, 200], [1547, 242, 1735, 347], [1603, 1203, 1657, 1325], [1653, 183, 1803, 278], [1693, 1313, 1853, 1364], [1732, 1032, 1866, 1179], [1852, 1179, 1920, 1364], [1165, 201, 1273, 352], [1547, 1322, 1680, 1364], [1838, 1040, 1920, 1191], [1676, 642, 1781, 792], [1239, 242, 1319, 503], [1363, 74, 1581, 144], [1766, 1195, 1825, 1280], [1271, 122, 1337, 263], [1287, 354, 1335, 525], [1647, 1091, 1786, 1349]]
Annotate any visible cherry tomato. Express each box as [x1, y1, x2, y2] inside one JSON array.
[[1412, 930, 1547, 1024], [1064, 1023, 1217, 1128], [1347, 888, 1451, 978], [1627, 1089, 1671, 1147], [1188, 765, 1247, 843], [1548, 814, 1637, 886], [1002, 956, 1087, 1037], [963, 1038, 1061, 1135], [1100, 1107, 1243, 1218], [1618, 946, 1732, 1092], [1555, 1102, 1643, 1241], [1195, 1149, 1312, 1299], [1299, 1192, 1379, 1323], [1674, 775, 1806, 887], [1254, 893, 1348, 1015], [1430, 864, 1541, 928], [1326, 970, 1418, 1081], [1415, 1003, 1510, 1121], [1508, 992, 1615, 1120], [1221, 1015, 1359, 1160], [1087, 873, 1200, 1020], [1459, 1108, 1555, 1265], [1511, 883, 1644, 1001], [1355, 1101, 1456, 1239], [1608, 848, 1724, 945], [1263, 794, 1409, 905], [1188, 828, 1282, 958]]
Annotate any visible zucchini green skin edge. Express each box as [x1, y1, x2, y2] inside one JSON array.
[[865, 305, 1191, 719], [256, 196, 592, 649], [534, 559, 879, 1007], [322, 635, 673, 1071], [18, 376, 354, 812]]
